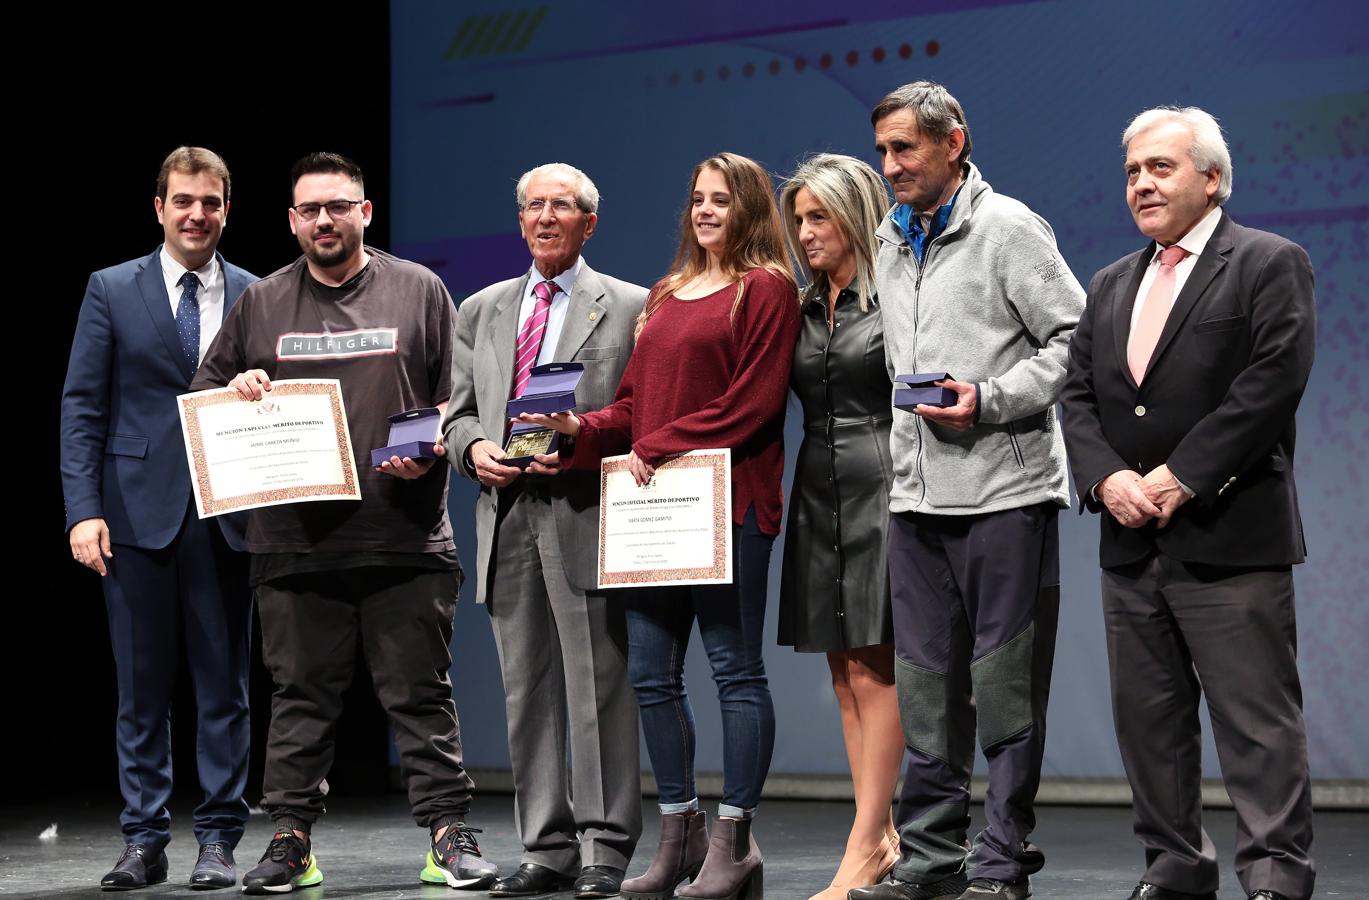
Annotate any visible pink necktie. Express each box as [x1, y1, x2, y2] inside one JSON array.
[[1128, 245, 1189, 384], [512, 280, 558, 398]]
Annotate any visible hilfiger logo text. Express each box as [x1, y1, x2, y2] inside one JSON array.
[[277, 328, 398, 360]]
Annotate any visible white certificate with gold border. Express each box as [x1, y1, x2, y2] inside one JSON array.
[[597, 449, 732, 588], [177, 379, 361, 518]]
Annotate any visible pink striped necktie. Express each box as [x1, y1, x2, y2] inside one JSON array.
[[1128, 245, 1189, 385], [512, 280, 558, 398]]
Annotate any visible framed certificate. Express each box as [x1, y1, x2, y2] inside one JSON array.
[[178, 379, 361, 518], [597, 449, 732, 588]]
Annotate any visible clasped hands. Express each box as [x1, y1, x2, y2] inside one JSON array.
[[1099, 464, 1190, 529]]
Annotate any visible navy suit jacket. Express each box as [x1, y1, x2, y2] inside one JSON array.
[[1060, 211, 1315, 569], [61, 247, 256, 550]]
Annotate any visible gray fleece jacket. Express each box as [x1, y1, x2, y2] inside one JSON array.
[[876, 163, 1085, 515]]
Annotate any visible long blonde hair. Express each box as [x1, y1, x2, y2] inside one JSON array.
[[780, 153, 889, 312], [636, 152, 796, 337]]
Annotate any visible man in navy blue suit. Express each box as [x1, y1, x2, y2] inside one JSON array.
[[60, 147, 257, 891]]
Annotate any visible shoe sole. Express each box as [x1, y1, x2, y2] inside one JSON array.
[[102, 870, 168, 892], [241, 878, 323, 895], [489, 883, 576, 897]]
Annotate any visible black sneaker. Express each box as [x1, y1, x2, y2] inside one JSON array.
[[420, 822, 499, 889], [241, 830, 323, 894]]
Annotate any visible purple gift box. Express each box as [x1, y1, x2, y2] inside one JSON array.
[[370, 407, 441, 467], [894, 372, 957, 410], [506, 362, 585, 418]]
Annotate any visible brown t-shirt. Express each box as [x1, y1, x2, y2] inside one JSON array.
[[192, 248, 456, 555]]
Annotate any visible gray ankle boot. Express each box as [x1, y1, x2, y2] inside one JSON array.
[[621, 811, 709, 900], [676, 817, 762, 900]]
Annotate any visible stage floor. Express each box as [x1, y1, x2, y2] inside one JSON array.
[[2, 795, 1362, 899]]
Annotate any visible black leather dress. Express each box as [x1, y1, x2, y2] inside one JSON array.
[[778, 285, 895, 652]]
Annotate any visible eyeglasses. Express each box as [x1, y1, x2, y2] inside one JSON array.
[[522, 197, 583, 216], [292, 199, 364, 221]]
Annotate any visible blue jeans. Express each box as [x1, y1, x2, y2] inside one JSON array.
[[624, 507, 776, 817]]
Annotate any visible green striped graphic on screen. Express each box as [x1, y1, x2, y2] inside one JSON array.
[[443, 7, 547, 59]]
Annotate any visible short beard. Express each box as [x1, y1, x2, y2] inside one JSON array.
[[302, 234, 356, 270]]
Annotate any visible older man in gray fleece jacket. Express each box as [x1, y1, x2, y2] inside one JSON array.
[[849, 82, 1084, 900]]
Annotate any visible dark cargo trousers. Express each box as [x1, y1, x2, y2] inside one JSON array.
[[887, 503, 1060, 885], [256, 565, 475, 828]]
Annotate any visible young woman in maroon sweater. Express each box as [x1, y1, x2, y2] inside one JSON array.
[[523, 152, 799, 900]]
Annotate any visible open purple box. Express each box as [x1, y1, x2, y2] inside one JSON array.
[[506, 362, 585, 417], [503, 363, 584, 468], [894, 372, 957, 410], [370, 407, 441, 467]]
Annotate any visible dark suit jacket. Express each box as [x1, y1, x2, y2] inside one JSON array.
[[443, 262, 647, 602], [1060, 211, 1315, 569], [61, 247, 256, 550]]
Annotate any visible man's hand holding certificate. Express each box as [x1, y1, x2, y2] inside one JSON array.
[[177, 378, 361, 517]]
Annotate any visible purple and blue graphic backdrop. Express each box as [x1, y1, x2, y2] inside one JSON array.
[[392, 1, 1368, 780]]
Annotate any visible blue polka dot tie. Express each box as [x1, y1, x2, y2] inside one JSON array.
[[175, 272, 201, 379]]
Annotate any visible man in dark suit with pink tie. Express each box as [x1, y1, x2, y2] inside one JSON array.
[[1061, 107, 1316, 900]]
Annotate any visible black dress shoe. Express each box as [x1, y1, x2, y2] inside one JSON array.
[[574, 865, 625, 898], [572, 860, 627, 893], [1126, 882, 1217, 900], [489, 862, 577, 897], [100, 843, 169, 890], [189, 841, 236, 889], [1248, 892, 1291, 900]]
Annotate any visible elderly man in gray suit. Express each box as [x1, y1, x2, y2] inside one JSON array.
[[443, 162, 646, 899]]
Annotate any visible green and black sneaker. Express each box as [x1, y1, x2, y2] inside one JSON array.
[[241, 830, 322, 894], [420, 822, 499, 889]]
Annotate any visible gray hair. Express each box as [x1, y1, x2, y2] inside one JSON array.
[[870, 81, 971, 165], [1122, 106, 1233, 205], [780, 154, 889, 312], [515, 162, 601, 214]]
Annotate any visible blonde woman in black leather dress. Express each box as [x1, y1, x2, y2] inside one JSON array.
[[778, 154, 903, 900]]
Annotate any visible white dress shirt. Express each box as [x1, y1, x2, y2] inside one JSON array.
[[159, 247, 225, 364]]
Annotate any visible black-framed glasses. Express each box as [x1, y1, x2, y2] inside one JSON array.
[[292, 199, 364, 221]]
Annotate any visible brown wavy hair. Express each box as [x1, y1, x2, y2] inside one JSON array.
[[636, 152, 796, 337]]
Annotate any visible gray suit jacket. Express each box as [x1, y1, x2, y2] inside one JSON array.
[[443, 262, 647, 603]]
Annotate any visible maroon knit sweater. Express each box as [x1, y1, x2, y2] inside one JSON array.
[[565, 268, 800, 535]]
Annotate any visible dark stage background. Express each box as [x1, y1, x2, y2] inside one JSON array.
[[15, 1, 1367, 814], [15, 7, 396, 806]]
